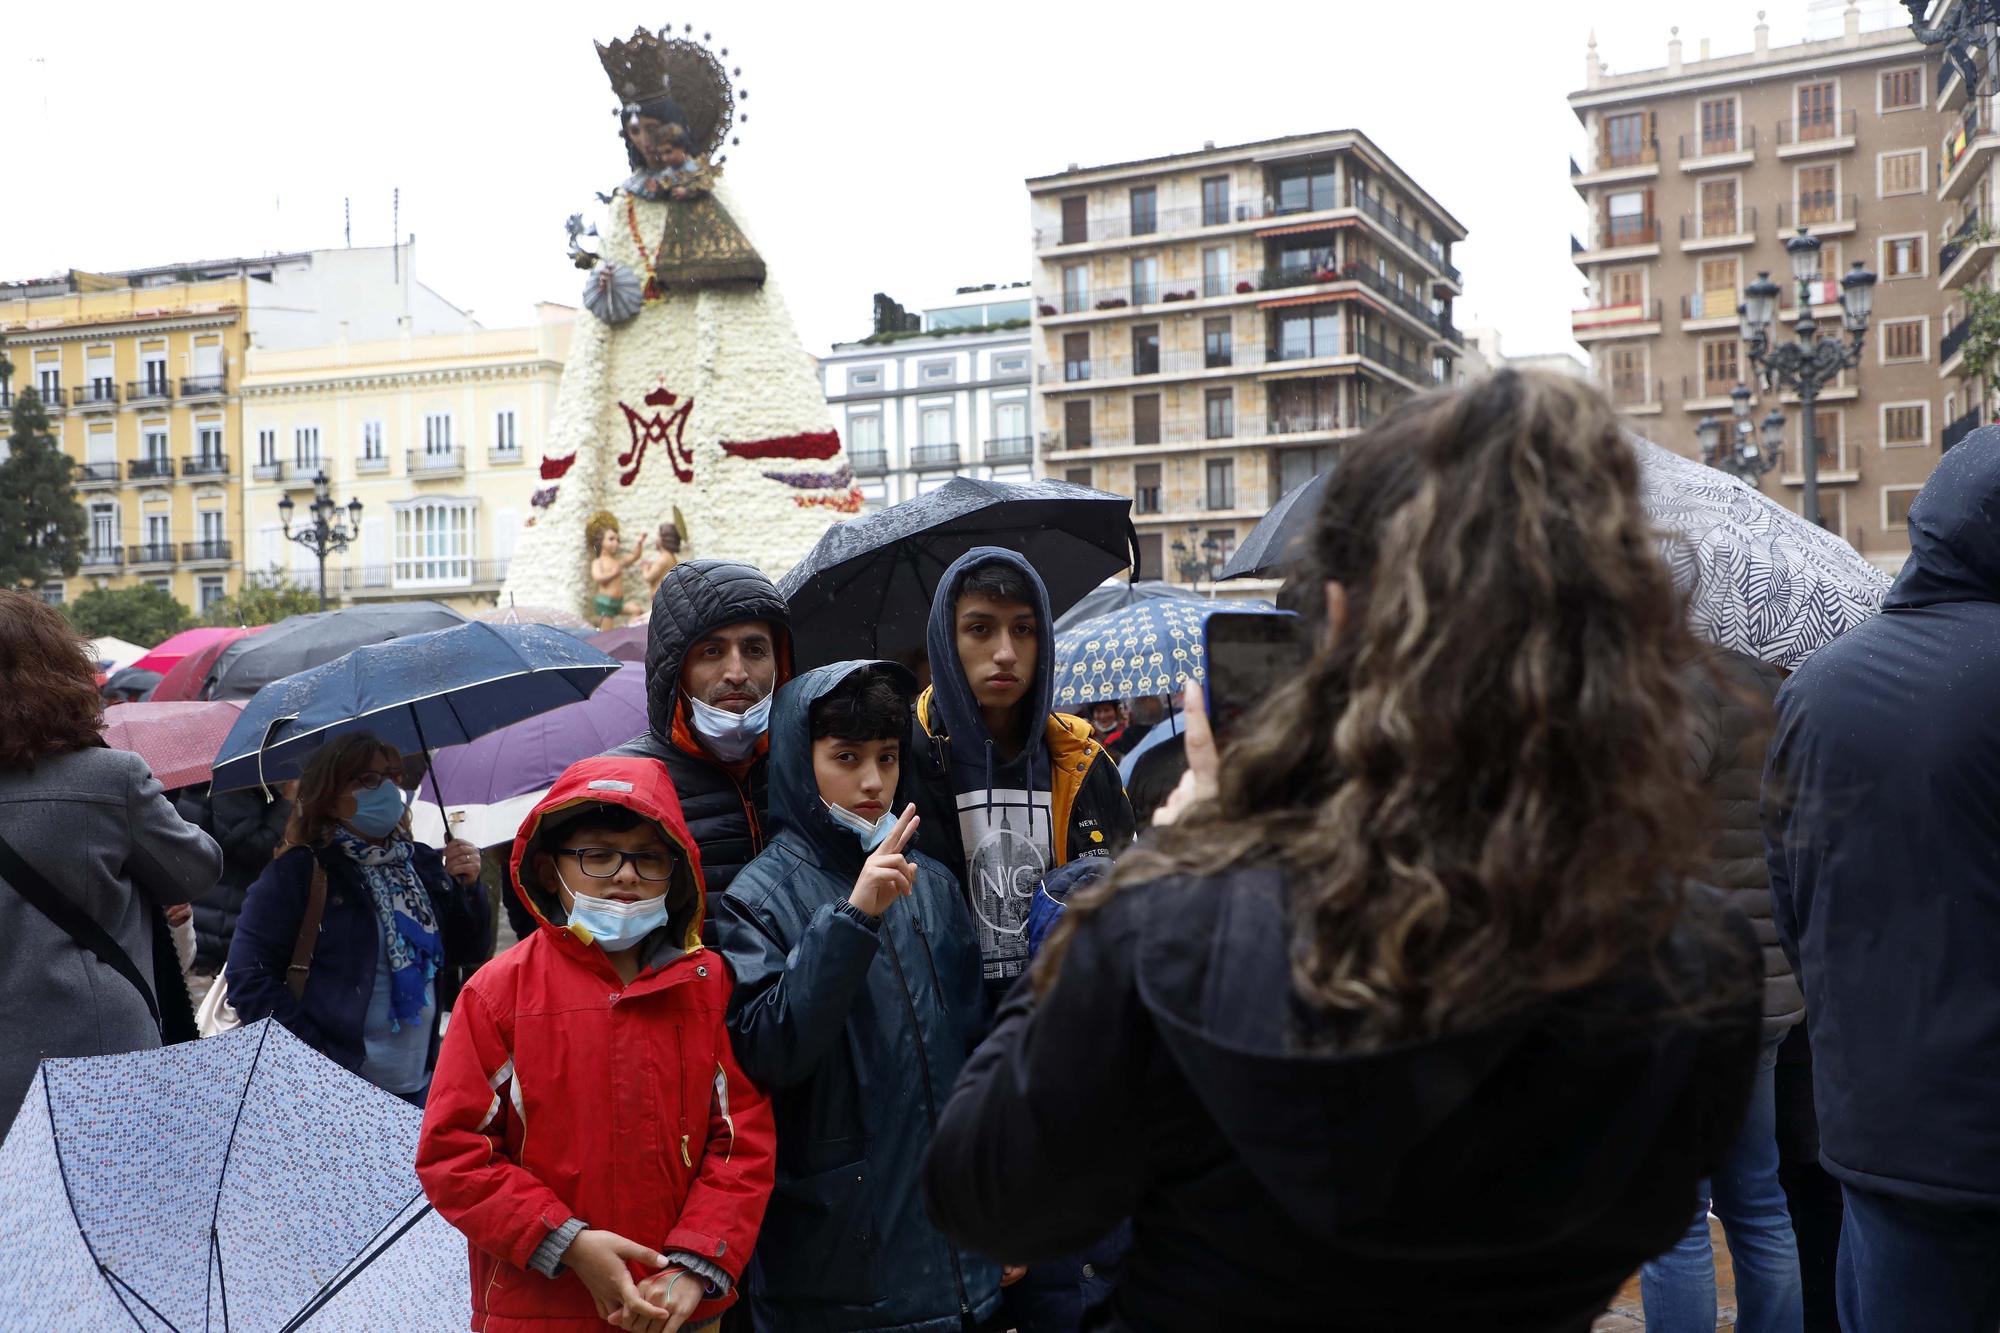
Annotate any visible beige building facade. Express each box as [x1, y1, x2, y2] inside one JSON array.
[[239, 306, 574, 613], [1570, 10, 1951, 571], [1027, 131, 1466, 594]]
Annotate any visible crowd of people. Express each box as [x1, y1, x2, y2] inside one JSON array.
[[0, 366, 1993, 1333]]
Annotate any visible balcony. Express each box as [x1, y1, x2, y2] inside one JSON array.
[[1040, 429, 1091, 454], [1940, 100, 1998, 200], [181, 375, 227, 399], [910, 442, 961, 468], [252, 461, 282, 482], [1944, 406, 1983, 452], [356, 454, 390, 474], [1352, 192, 1457, 284], [125, 379, 173, 407], [1775, 193, 1859, 237], [850, 448, 889, 475], [1943, 314, 1971, 369], [1041, 279, 1237, 317], [1682, 375, 1751, 411], [72, 383, 120, 411], [1681, 290, 1743, 330], [1940, 52, 1968, 110], [181, 453, 228, 480], [1572, 141, 1660, 188], [1574, 218, 1661, 265], [1679, 205, 1759, 251], [408, 447, 465, 478], [1263, 334, 1436, 388], [182, 540, 233, 565], [127, 543, 177, 567], [1259, 260, 1443, 337], [345, 558, 511, 597], [80, 547, 124, 570], [984, 436, 1032, 464], [126, 456, 176, 482], [488, 445, 523, 466], [1606, 377, 1664, 415], [1037, 195, 1270, 247], [1572, 299, 1663, 341], [1776, 109, 1858, 158], [77, 461, 121, 486], [1941, 210, 1999, 289], [37, 387, 66, 415], [1677, 125, 1757, 172]]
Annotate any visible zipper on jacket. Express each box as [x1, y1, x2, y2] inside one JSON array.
[[879, 929, 973, 1317]]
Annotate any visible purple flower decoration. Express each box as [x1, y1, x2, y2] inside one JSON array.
[[531, 484, 560, 509], [763, 465, 853, 490]]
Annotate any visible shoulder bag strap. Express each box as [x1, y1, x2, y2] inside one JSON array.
[[287, 861, 329, 1002], [0, 828, 162, 1035]]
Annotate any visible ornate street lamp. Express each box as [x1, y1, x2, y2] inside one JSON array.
[[1170, 523, 1223, 592], [1697, 394, 1787, 483], [1905, 1, 2000, 98], [278, 471, 364, 610], [1735, 228, 1876, 528]]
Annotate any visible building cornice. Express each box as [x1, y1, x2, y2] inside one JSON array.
[[824, 330, 1031, 360], [0, 310, 241, 345], [1570, 35, 1928, 112], [826, 373, 1032, 405], [240, 357, 563, 398]]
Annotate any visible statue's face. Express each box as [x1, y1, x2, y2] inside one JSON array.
[[601, 530, 621, 557], [627, 115, 687, 171]]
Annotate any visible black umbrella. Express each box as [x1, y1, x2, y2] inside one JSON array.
[[204, 601, 468, 702], [1052, 578, 1207, 633], [1218, 471, 1331, 582], [101, 666, 164, 703], [778, 477, 1137, 670]]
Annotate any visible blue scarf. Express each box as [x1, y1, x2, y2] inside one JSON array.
[[331, 828, 442, 1030]]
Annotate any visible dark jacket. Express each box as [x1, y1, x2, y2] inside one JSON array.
[[1765, 429, 2000, 1207], [714, 660, 1002, 1333], [924, 869, 1762, 1333], [226, 839, 489, 1074], [175, 785, 290, 969], [1684, 651, 1801, 1035], [906, 547, 1135, 998], [605, 559, 793, 901]]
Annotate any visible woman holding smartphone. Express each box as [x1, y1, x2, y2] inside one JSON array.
[[923, 370, 1763, 1332]]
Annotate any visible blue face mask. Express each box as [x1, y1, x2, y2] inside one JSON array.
[[823, 798, 896, 851], [346, 781, 409, 839], [564, 883, 672, 951]]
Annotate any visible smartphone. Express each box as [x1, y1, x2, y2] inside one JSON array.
[[1202, 610, 1306, 749]]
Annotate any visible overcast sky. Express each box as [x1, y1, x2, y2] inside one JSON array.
[[5, 2, 1899, 361]]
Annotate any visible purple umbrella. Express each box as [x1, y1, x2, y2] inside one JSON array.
[[427, 662, 649, 807]]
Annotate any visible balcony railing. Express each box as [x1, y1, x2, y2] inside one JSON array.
[[1943, 100, 1994, 180], [1677, 125, 1757, 161], [126, 379, 173, 405], [80, 547, 123, 569], [1595, 218, 1661, 249], [1353, 191, 1455, 277], [850, 448, 889, 475], [1777, 108, 1858, 147], [183, 453, 229, 478], [36, 387, 65, 414], [356, 454, 390, 473], [1682, 374, 1745, 403], [1597, 140, 1660, 170], [910, 442, 961, 467], [1041, 196, 1271, 246], [1040, 429, 1091, 452], [77, 461, 121, 485], [72, 383, 120, 408], [127, 456, 175, 481], [182, 540, 233, 563], [1775, 194, 1859, 229], [252, 462, 282, 482], [408, 448, 465, 475], [1683, 290, 1742, 321], [340, 558, 511, 594], [1264, 334, 1435, 386], [1573, 299, 1663, 333], [1941, 208, 1985, 269], [984, 436, 1032, 463], [1680, 205, 1758, 240], [488, 445, 523, 465], [1944, 406, 1983, 452], [1943, 315, 1972, 364], [127, 543, 177, 566], [180, 375, 227, 398]]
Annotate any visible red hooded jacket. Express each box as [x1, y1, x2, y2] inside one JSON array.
[[417, 757, 774, 1331]]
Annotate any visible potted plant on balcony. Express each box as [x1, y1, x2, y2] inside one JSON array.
[[1038, 302, 1058, 317], [1095, 297, 1129, 310], [1235, 279, 1256, 294]]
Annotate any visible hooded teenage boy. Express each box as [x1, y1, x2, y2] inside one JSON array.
[[906, 548, 1135, 1010], [714, 661, 1001, 1333], [418, 756, 774, 1333]]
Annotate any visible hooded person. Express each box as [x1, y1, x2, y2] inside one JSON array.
[[417, 755, 775, 1333], [905, 548, 1135, 1009], [713, 660, 1002, 1333], [605, 558, 793, 903]]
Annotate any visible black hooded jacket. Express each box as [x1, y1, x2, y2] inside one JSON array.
[[923, 869, 1761, 1332], [604, 559, 792, 899], [1765, 428, 2000, 1206]]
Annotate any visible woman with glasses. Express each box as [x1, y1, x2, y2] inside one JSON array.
[[227, 732, 489, 1103]]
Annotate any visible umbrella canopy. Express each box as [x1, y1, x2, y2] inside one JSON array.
[[205, 602, 468, 702], [101, 666, 163, 703], [100, 700, 244, 788], [1218, 471, 1331, 582], [1052, 578, 1207, 633], [128, 626, 248, 676], [1053, 597, 1271, 709], [473, 603, 591, 630], [1637, 434, 1890, 670], [778, 477, 1137, 670], [587, 625, 649, 663], [0, 1019, 468, 1330], [149, 625, 265, 703], [86, 635, 149, 673], [211, 621, 622, 795]]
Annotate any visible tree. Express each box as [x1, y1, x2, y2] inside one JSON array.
[[0, 348, 88, 590], [200, 568, 322, 628], [64, 584, 194, 646]]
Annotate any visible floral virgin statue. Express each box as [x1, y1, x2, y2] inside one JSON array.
[[500, 25, 857, 620]]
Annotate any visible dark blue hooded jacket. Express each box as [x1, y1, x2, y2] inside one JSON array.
[[1765, 427, 2000, 1206], [713, 660, 1001, 1333]]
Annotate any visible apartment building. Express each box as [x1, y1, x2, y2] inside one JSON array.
[[1569, 7, 1948, 572], [1027, 131, 1466, 593], [820, 289, 1035, 510], [239, 305, 572, 612]]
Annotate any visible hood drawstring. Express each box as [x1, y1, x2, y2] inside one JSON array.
[[983, 738, 995, 823]]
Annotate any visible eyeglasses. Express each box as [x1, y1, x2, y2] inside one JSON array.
[[558, 847, 676, 881], [350, 772, 398, 791]]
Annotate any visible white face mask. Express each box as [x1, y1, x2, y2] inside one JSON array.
[[686, 692, 772, 763], [560, 876, 672, 951], [822, 798, 896, 851]]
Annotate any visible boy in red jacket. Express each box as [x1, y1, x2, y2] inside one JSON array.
[[418, 756, 774, 1332]]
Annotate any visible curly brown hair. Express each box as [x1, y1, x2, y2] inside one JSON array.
[[0, 589, 106, 769], [1040, 370, 1712, 1047], [282, 732, 407, 849]]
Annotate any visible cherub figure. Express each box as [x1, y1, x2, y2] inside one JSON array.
[[586, 512, 649, 629]]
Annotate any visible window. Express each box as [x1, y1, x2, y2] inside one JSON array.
[[1061, 265, 1089, 314], [1700, 339, 1741, 396], [1206, 528, 1237, 568], [39, 367, 60, 400], [424, 412, 454, 455], [1606, 189, 1651, 246], [1880, 65, 1923, 111], [994, 354, 1027, 377], [1880, 319, 1926, 363], [1202, 247, 1229, 298], [1065, 466, 1093, 487], [1130, 256, 1159, 306], [1205, 458, 1235, 510], [362, 420, 385, 461], [1797, 165, 1839, 224], [293, 426, 320, 467], [1135, 532, 1164, 581], [1133, 462, 1162, 514], [1204, 317, 1233, 368], [1060, 196, 1088, 245], [1063, 332, 1091, 382], [1204, 388, 1234, 440], [144, 514, 171, 552], [1273, 162, 1337, 214], [1882, 234, 1926, 278], [89, 502, 117, 555], [1698, 97, 1738, 154], [1277, 442, 1339, 495], [849, 366, 882, 389], [1879, 149, 1924, 197], [920, 360, 954, 385], [1603, 111, 1651, 167], [1129, 186, 1158, 237], [1201, 175, 1230, 227], [846, 412, 883, 461], [1696, 258, 1739, 319], [1064, 400, 1092, 448], [393, 499, 477, 587], [198, 576, 225, 614], [141, 425, 169, 463], [1271, 379, 1341, 434], [200, 510, 225, 544], [1802, 408, 1843, 468], [196, 424, 223, 467], [257, 428, 277, 466], [1131, 324, 1160, 375], [1606, 267, 1646, 308], [1797, 81, 1837, 140], [1132, 394, 1162, 446], [1884, 486, 1922, 531], [1275, 305, 1342, 360], [1882, 402, 1930, 446], [1699, 178, 1738, 235], [494, 409, 517, 452], [141, 353, 168, 394], [919, 405, 952, 449]]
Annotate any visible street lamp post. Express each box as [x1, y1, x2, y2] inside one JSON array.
[[1736, 228, 1876, 528], [1697, 383, 1787, 484], [1170, 523, 1223, 592], [1904, 2, 2000, 97], [278, 471, 364, 610]]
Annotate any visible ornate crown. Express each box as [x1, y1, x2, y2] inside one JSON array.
[[595, 25, 747, 163]]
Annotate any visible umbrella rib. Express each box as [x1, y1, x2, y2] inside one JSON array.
[[37, 1072, 158, 1332], [276, 1196, 436, 1332], [204, 1020, 273, 1331]]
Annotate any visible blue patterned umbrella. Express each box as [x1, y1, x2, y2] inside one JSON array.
[[1052, 598, 1270, 709], [0, 1019, 467, 1329]]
